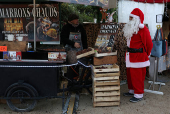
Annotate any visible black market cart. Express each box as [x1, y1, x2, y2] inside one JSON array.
[[0, 60, 64, 112], [0, 63, 56, 111], [0, 0, 119, 112], [0, 54, 92, 112]]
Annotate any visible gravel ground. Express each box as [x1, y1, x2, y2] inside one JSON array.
[[0, 71, 170, 114]]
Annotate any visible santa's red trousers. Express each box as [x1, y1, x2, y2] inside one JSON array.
[[126, 67, 146, 94]]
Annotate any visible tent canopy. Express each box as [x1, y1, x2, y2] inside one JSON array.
[[0, 0, 116, 8], [0, 0, 46, 2]]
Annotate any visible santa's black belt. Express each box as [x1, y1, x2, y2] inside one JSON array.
[[127, 47, 143, 53]]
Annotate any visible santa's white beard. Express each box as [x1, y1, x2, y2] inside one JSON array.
[[123, 18, 140, 39]]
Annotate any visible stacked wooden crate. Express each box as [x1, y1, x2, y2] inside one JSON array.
[[92, 64, 120, 107]]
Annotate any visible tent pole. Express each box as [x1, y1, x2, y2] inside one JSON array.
[[34, 0, 36, 51]]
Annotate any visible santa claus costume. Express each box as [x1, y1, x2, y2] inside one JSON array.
[[122, 8, 153, 102]]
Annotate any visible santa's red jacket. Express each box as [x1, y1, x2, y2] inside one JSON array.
[[126, 26, 153, 68]]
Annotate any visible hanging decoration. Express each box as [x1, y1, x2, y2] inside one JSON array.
[[162, 0, 169, 22]]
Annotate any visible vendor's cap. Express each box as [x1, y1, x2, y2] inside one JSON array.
[[68, 14, 79, 21]]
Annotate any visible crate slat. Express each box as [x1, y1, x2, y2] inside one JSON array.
[[94, 96, 120, 102], [77, 47, 95, 59], [93, 64, 119, 73], [94, 72, 120, 77], [94, 76, 119, 81], [94, 81, 120, 86], [94, 68, 119, 73], [93, 101, 120, 107], [94, 86, 120, 91], [94, 91, 120, 97]]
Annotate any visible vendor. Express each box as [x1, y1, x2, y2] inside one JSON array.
[[60, 14, 88, 86], [60, 14, 88, 51], [122, 8, 153, 102]]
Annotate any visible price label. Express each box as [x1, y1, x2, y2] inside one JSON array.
[[0, 46, 7, 52]]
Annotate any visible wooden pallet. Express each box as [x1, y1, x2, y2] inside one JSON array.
[[93, 91, 120, 107], [92, 64, 120, 107], [94, 80, 120, 86], [93, 101, 120, 107], [94, 85, 120, 91], [94, 90, 120, 97], [93, 85, 120, 107]]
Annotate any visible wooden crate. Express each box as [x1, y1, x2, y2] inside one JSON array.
[[93, 55, 117, 66], [94, 51, 117, 57], [76, 48, 95, 59], [0, 41, 27, 52], [92, 64, 120, 107], [93, 83, 120, 107], [92, 64, 120, 77]]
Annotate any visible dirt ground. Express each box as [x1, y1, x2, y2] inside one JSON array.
[[0, 71, 170, 114]]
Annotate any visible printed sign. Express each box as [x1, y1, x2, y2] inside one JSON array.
[[95, 23, 118, 53], [48, 52, 66, 63], [0, 46, 7, 52], [0, 3, 60, 42], [3, 51, 22, 61]]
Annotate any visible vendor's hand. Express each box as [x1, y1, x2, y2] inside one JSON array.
[[74, 42, 81, 48]]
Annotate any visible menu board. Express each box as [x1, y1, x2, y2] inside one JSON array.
[[94, 23, 118, 53], [0, 3, 60, 42]]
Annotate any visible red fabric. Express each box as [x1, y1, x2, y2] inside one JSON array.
[[133, 0, 170, 3], [127, 67, 146, 94], [131, 8, 144, 24], [161, 28, 168, 56], [163, 40, 168, 55], [166, 41, 168, 55], [129, 26, 153, 62]]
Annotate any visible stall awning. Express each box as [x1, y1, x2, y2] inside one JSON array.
[[0, 0, 117, 8], [0, 0, 46, 2], [47, 0, 108, 7], [46, 0, 117, 8]]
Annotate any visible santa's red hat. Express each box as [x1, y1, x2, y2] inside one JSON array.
[[129, 8, 144, 29]]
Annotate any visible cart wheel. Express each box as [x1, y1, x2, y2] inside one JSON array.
[[6, 85, 38, 112]]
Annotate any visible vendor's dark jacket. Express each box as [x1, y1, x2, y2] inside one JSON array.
[[60, 22, 88, 49], [168, 32, 170, 46]]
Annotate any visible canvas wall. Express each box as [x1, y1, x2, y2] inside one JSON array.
[[118, 1, 164, 39]]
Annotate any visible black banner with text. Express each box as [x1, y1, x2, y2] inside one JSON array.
[[0, 3, 60, 42]]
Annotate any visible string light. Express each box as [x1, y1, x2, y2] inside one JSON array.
[[0, 60, 91, 68]]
